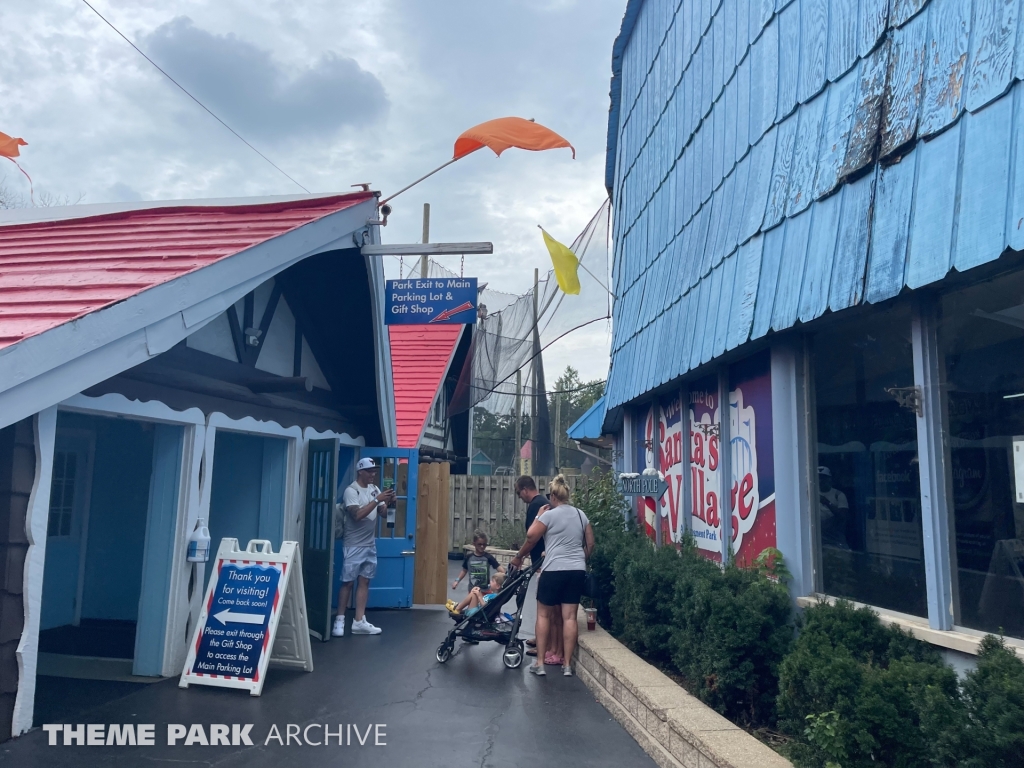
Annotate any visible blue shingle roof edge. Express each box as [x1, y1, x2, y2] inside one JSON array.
[[567, 395, 608, 441], [606, 0, 646, 195]]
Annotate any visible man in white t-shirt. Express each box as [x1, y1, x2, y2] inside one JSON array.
[[333, 458, 395, 637]]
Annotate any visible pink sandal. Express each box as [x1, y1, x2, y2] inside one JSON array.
[[544, 653, 564, 666]]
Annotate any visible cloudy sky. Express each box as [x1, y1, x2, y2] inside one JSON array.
[[0, 0, 623, 382]]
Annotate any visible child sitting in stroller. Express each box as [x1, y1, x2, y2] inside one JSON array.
[[447, 572, 506, 616]]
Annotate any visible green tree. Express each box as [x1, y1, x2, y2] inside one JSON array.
[[472, 408, 530, 470], [549, 366, 606, 470]]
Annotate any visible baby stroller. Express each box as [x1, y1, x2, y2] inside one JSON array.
[[436, 561, 537, 669]]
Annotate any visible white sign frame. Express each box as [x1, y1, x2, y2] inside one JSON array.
[[179, 538, 313, 696]]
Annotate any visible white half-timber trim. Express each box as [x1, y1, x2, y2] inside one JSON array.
[[0, 198, 378, 432], [13, 407, 56, 737], [61, 392, 206, 425]]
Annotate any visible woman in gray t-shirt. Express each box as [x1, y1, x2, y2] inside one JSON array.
[[511, 475, 595, 678]]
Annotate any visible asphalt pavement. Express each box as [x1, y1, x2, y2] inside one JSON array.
[[0, 561, 653, 768]]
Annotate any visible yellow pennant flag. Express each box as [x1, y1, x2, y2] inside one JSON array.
[[539, 227, 581, 295]]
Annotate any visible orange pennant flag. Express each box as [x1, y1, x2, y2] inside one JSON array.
[[0, 131, 28, 159], [453, 117, 574, 160]]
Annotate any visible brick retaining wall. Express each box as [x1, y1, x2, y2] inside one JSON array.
[[574, 608, 792, 768]]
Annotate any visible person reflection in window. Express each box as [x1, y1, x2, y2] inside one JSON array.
[[819, 466, 850, 549]]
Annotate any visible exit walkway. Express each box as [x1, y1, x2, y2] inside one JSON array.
[[0, 604, 653, 768]]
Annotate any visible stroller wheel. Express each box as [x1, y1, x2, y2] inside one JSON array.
[[502, 640, 525, 669], [436, 642, 453, 663]]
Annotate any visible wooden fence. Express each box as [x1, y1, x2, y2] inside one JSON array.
[[449, 475, 596, 550]]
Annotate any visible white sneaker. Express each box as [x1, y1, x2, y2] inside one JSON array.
[[331, 616, 345, 637], [351, 618, 382, 635]]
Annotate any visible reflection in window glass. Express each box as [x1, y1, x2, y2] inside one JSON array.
[[940, 272, 1024, 638], [812, 305, 927, 617]]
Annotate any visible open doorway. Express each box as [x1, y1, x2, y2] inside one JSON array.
[[206, 430, 289, 588], [35, 411, 185, 723]]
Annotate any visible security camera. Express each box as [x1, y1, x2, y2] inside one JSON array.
[[380, 203, 393, 217]]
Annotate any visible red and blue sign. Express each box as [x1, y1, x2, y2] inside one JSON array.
[[191, 562, 281, 680], [385, 277, 477, 325]]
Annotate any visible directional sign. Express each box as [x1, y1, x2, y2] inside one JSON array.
[[617, 474, 669, 499], [180, 539, 312, 696], [385, 277, 477, 325]]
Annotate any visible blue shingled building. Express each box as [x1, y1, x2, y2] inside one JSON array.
[[602, 0, 1024, 667]]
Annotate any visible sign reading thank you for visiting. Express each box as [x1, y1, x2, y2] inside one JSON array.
[[385, 277, 478, 325], [618, 474, 669, 499]]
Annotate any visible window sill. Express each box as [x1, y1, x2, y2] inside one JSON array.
[[796, 594, 1024, 659]]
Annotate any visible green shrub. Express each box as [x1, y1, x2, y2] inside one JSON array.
[[610, 536, 684, 667], [577, 474, 1024, 764], [959, 635, 1024, 768], [488, 520, 525, 551], [573, 471, 632, 626], [777, 600, 963, 768], [669, 548, 795, 728]]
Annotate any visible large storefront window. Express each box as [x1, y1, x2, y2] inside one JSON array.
[[812, 305, 927, 617], [939, 271, 1024, 639]]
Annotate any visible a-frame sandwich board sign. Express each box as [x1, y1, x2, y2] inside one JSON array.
[[179, 538, 313, 696]]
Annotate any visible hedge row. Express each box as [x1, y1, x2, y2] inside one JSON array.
[[574, 476, 1024, 768]]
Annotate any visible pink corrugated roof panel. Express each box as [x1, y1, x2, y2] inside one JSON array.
[[390, 324, 463, 448], [0, 193, 373, 350]]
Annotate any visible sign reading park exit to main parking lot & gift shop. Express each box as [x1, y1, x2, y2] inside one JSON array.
[[385, 278, 477, 324]]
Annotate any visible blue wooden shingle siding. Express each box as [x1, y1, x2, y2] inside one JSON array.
[[605, 0, 1024, 411]]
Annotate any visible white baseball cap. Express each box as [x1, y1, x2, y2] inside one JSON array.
[[357, 457, 378, 471]]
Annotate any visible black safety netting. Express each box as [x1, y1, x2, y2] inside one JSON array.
[[450, 199, 611, 475], [381, 199, 611, 475]]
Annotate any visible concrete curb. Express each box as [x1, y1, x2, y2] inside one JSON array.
[[574, 608, 792, 768]]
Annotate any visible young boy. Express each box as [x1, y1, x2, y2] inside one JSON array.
[[452, 531, 506, 592], [448, 573, 506, 616]]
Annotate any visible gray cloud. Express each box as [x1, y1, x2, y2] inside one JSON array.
[[144, 16, 388, 141], [105, 182, 143, 202]]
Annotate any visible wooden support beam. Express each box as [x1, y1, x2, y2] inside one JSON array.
[[247, 376, 312, 393], [360, 242, 492, 257]]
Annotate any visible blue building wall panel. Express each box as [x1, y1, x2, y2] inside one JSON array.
[[605, 0, 1024, 411]]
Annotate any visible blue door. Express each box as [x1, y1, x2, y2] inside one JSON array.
[[41, 433, 93, 630], [361, 448, 418, 608]]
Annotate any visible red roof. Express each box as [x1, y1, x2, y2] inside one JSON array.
[[0, 193, 372, 350], [390, 324, 464, 448]]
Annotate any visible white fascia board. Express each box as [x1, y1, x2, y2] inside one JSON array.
[[0, 193, 358, 227], [13, 407, 56, 737], [365, 225, 397, 447], [0, 199, 376, 431]]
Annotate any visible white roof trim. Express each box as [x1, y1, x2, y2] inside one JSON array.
[[0, 192, 362, 227], [0, 199, 379, 431]]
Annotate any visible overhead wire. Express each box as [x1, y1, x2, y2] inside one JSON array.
[[80, 0, 310, 193]]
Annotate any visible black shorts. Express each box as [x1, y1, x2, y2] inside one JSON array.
[[537, 570, 586, 606]]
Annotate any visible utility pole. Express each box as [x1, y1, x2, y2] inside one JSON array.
[[514, 369, 522, 475], [419, 203, 430, 278], [554, 392, 561, 472], [531, 268, 538, 471]]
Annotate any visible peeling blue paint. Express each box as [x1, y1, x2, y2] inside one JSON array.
[[605, 0, 1024, 412]]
